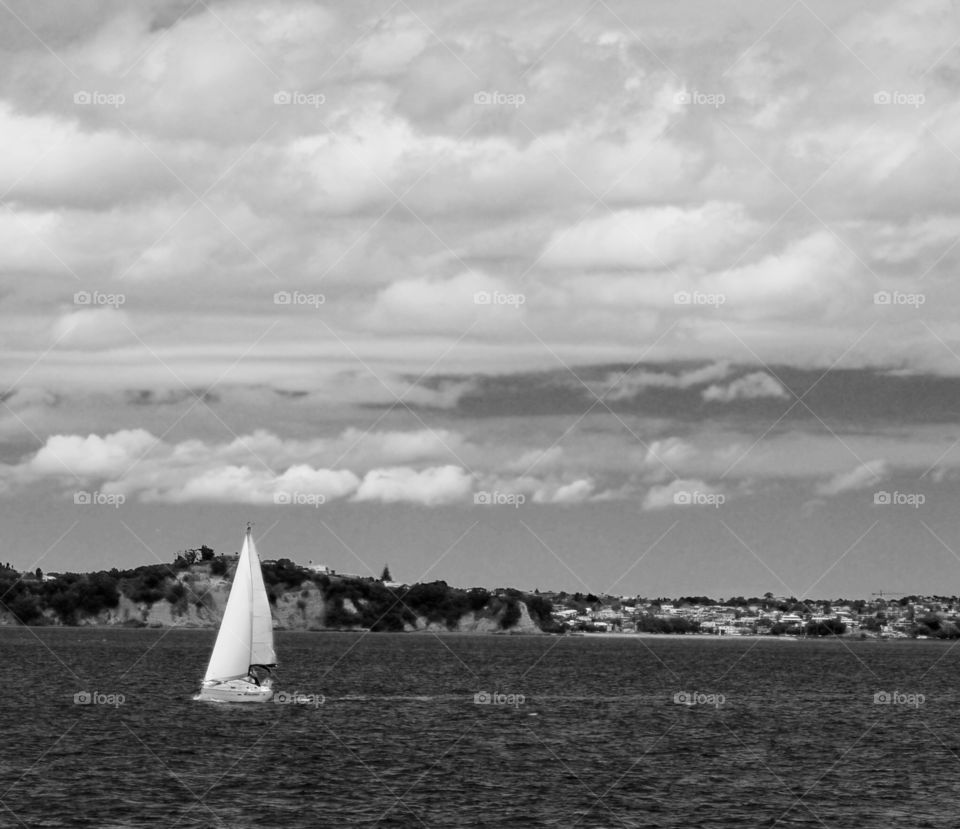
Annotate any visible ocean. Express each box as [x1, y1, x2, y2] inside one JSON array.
[[2, 628, 958, 827]]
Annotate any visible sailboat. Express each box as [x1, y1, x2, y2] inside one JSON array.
[[195, 524, 276, 703]]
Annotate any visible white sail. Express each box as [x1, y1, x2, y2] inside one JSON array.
[[203, 529, 275, 682], [247, 533, 276, 667]]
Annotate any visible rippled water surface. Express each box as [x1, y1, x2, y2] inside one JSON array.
[[3, 629, 960, 827]]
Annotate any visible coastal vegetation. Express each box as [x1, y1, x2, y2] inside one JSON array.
[[0, 556, 553, 632]]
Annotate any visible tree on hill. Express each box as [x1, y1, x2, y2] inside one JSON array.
[[381, 565, 392, 582], [175, 549, 197, 566]]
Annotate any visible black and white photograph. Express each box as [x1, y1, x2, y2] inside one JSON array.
[[2, 0, 960, 825]]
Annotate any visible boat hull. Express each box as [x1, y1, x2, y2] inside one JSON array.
[[195, 678, 274, 703]]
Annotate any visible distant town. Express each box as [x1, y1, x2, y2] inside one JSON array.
[[537, 591, 959, 638]]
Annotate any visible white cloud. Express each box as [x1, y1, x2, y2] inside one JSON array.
[[537, 478, 595, 504], [147, 465, 273, 504], [352, 465, 474, 506], [129, 463, 361, 505], [0, 104, 173, 208], [709, 232, 859, 318], [363, 270, 525, 336], [506, 446, 564, 474], [642, 438, 698, 477], [815, 460, 889, 497], [337, 427, 469, 469], [51, 308, 131, 350], [274, 465, 361, 500], [479, 473, 598, 504], [702, 372, 789, 403], [541, 202, 761, 271], [28, 429, 155, 479], [642, 478, 723, 511], [601, 363, 731, 401]]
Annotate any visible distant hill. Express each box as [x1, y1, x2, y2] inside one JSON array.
[[0, 560, 556, 634]]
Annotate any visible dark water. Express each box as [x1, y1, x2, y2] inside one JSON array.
[[2, 630, 959, 827]]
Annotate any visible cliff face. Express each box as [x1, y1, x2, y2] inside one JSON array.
[[76, 571, 332, 630], [33, 567, 544, 633], [404, 600, 542, 634]]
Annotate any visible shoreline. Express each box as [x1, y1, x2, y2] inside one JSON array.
[[572, 631, 799, 640], [0, 625, 913, 642]]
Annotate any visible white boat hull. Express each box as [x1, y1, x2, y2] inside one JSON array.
[[195, 678, 274, 703]]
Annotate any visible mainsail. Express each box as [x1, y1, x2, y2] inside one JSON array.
[[203, 529, 276, 682]]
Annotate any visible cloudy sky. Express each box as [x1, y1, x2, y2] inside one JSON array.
[[3, 0, 960, 598]]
